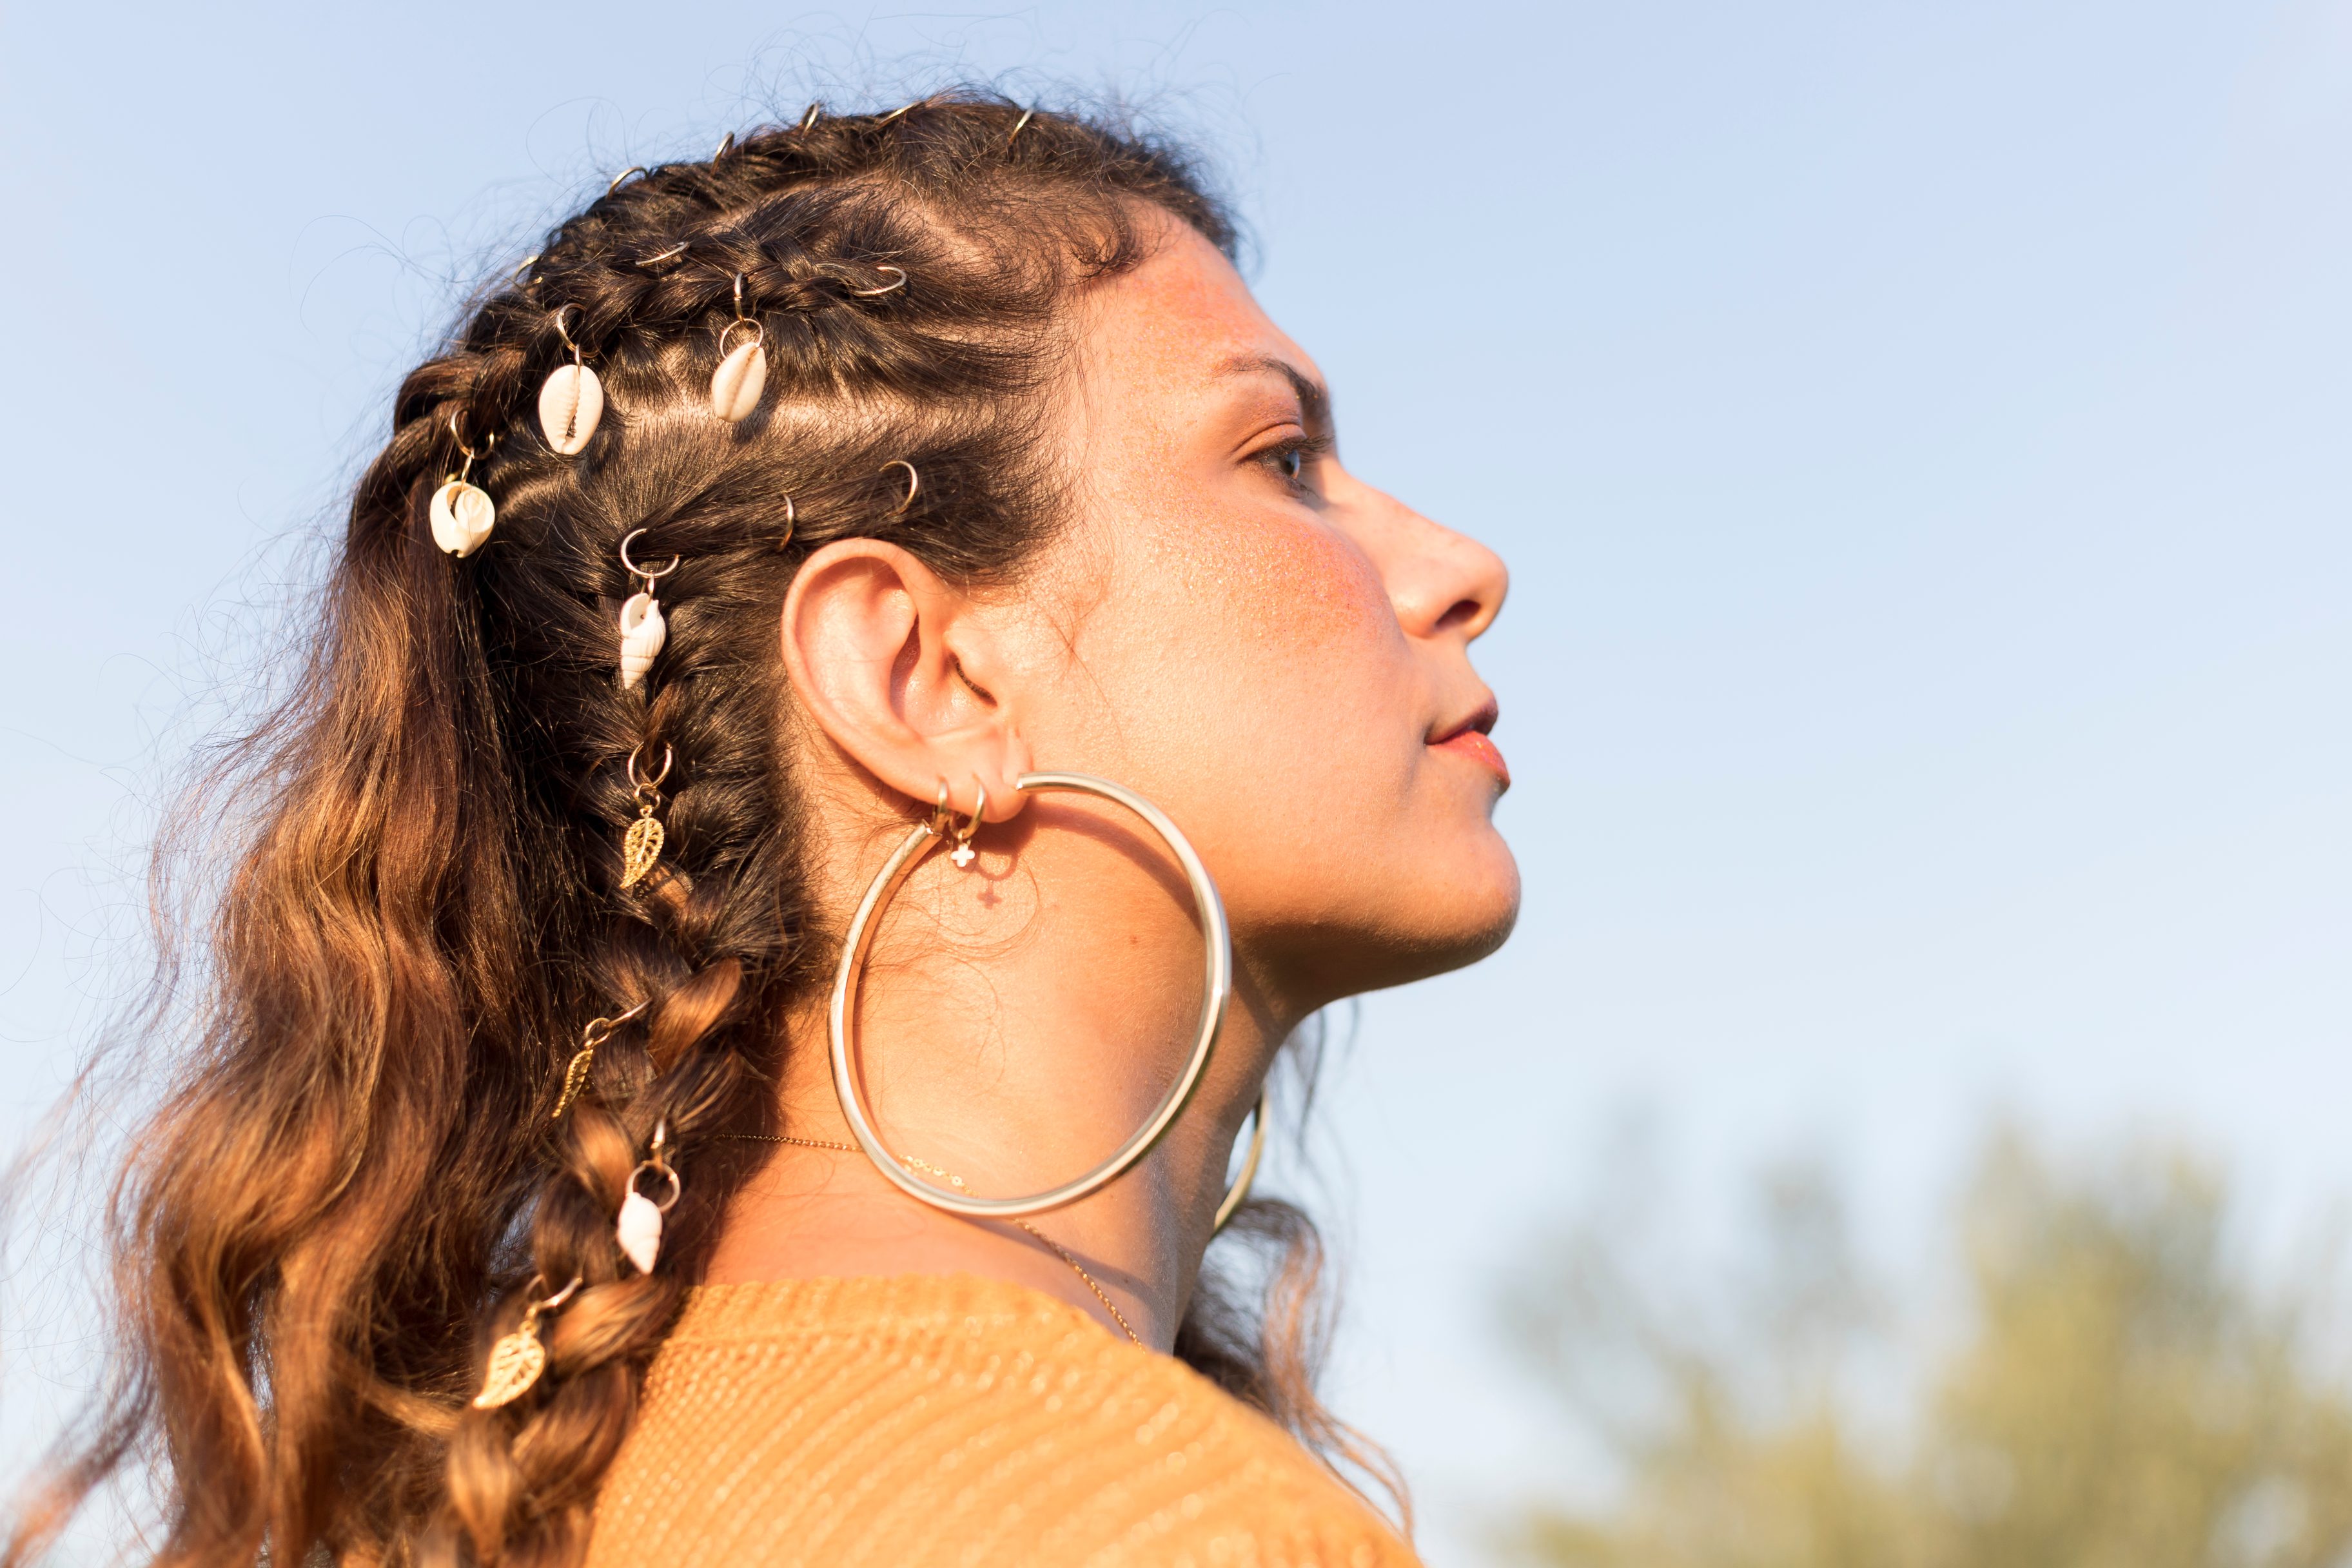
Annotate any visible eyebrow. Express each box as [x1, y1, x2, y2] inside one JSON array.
[[1215, 353, 1331, 431]]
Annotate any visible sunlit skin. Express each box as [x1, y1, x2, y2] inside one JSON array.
[[703, 217, 1516, 1347]]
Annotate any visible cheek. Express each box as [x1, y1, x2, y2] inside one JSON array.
[[1089, 514, 1416, 854], [1173, 516, 1404, 721], [1189, 513, 1395, 658]]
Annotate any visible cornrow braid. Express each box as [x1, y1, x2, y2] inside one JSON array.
[[5, 94, 1369, 1568]]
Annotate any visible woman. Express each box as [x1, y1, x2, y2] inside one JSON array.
[[11, 95, 1513, 1568]]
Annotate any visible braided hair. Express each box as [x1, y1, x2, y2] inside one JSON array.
[[6, 97, 1388, 1568]]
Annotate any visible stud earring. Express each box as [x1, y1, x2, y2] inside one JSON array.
[[616, 1119, 681, 1273], [620, 743, 673, 889], [429, 416, 496, 557], [538, 305, 604, 455], [616, 529, 678, 691], [710, 273, 767, 422]]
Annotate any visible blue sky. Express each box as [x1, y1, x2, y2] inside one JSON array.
[[3, 3, 2348, 1561]]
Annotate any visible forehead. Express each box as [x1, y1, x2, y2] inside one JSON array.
[[1076, 219, 1325, 397]]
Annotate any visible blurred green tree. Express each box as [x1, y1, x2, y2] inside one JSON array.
[[1499, 1129, 2352, 1568]]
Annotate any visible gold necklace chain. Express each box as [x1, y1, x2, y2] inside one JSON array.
[[722, 1132, 1142, 1346]]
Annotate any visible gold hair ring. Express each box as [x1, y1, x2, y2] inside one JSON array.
[[1007, 108, 1035, 145], [712, 130, 736, 162], [620, 743, 674, 888], [472, 1274, 582, 1409], [605, 166, 647, 196], [850, 265, 907, 298], [885, 458, 919, 516]]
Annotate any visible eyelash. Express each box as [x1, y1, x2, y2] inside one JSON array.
[[1259, 433, 1331, 489]]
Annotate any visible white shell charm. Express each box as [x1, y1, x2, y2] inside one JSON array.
[[616, 1187, 665, 1273], [618, 592, 666, 690], [538, 362, 605, 455], [429, 479, 496, 557], [710, 333, 767, 422], [616, 1141, 679, 1275]]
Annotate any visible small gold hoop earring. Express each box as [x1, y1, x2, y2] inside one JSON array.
[[937, 777, 986, 867], [829, 772, 1233, 1219]]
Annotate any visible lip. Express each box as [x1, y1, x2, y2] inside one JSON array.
[[1429, 702, 1509, 789]]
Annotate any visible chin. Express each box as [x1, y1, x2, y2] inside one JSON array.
[[1396, 850, 1523, 979], [1264, 836, 1522, 1006]]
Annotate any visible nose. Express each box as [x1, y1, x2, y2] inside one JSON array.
[[1353, 483, 1509, 644]]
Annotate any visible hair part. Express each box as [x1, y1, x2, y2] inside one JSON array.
[[5, 92, 1397, 1568]]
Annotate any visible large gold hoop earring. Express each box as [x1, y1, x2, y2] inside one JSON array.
[[828, 772, 1233, 1220], [1213, 1088, 1268, 1232]]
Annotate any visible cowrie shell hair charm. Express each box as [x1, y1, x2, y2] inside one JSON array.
[[710, 328, 766, 422], [618, 593, 665, 690], [538, 307, 604, 455], [710, 273, 767, 423], [539, 363, 604, 455], [432, 416, 497, 556], [430, 479, 495, 556]]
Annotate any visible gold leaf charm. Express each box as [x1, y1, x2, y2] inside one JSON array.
[[472, 1324, 548, 1410], [551, 1046, 596, 1121], [620, 812, 665, 888]]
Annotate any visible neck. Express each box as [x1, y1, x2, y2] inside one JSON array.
[[702, 807, 1293, 1348]]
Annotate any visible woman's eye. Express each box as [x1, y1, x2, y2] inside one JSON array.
[[1257, 435, 1327, 491]]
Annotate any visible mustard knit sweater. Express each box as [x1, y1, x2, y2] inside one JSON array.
[[585, 1273, 1420, 1568]]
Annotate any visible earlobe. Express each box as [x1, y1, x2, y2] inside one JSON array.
[[779, 539, 1032, 820]]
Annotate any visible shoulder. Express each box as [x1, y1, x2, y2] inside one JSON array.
[[587, 1274, 1418, 1568]]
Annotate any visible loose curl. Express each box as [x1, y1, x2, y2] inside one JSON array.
[[5, 95, 1403, 1568]]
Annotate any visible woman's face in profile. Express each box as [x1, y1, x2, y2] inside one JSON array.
[[1012, 217, 1519, 1005]]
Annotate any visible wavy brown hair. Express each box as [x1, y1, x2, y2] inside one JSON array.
[[5, 94, 1401, 1568]]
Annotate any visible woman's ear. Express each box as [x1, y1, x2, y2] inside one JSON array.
[[779, 539, 1032, 819]]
